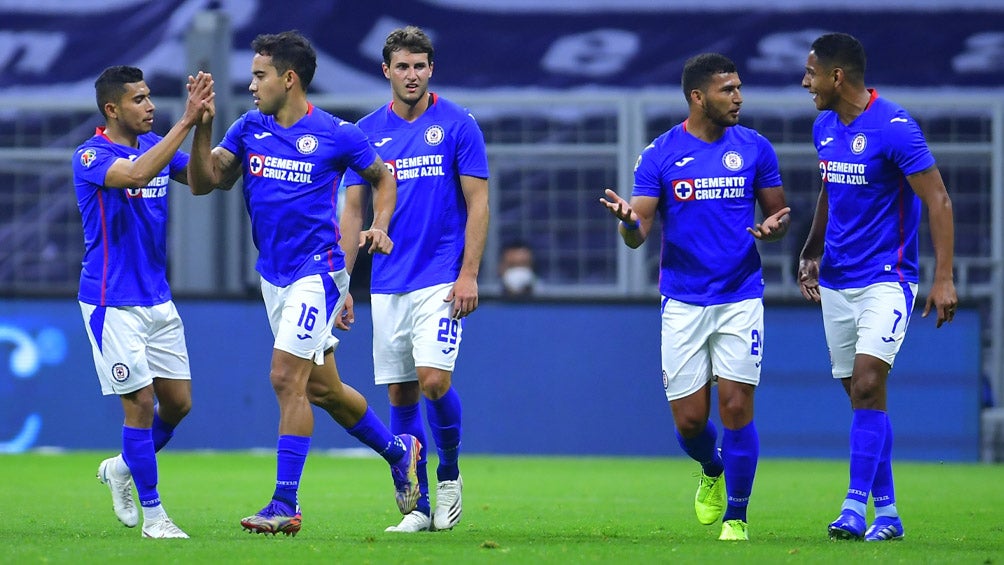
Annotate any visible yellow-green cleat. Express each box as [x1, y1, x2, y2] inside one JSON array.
[[719, 519, 748, 541], [694, 471, 726, 525]]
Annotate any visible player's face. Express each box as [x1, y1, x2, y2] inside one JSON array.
[[383, 50, 433, 106], [700, 72, 743, 128], [110, 81, 155, 136], [249, 53, 287, 116], [802, 52, 835, 111]]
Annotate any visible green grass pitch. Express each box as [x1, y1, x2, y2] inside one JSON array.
[[2, 452, 1001, 563]]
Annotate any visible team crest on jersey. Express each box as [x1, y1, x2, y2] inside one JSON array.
[[722, 151, 743, 171], [111, 363, 130, 383], [296, 134, 319, 154], [79, 148, 97, 168], [424, 125, 445, 146], [851, 133, 867, 154]]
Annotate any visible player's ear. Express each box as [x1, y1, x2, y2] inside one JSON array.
[[382, 63, 390, 80]]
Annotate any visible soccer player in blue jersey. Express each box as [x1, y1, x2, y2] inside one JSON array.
[[74, 66, 215, 539], [185, 31, 420, 536], [797, 33, 958, 542], [342, 26, 489, 533], [600, 53, 790, 542]]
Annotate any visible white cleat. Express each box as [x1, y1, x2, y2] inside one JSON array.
[[142, 517, 189, 539], [97, 456, 138, 528], [433, 475, 463, 531], [385, 510, 432, 532]]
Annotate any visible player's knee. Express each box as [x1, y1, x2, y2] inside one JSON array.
[[417, 370, 451, 400]]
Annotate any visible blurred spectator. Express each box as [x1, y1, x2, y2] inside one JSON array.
[[498, 240, 537, 297]]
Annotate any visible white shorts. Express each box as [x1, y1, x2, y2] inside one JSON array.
[[260, 270, 349, 365], [372, 282, 461, 385], [80, 301, 191, 396], [820, 282, 918, 379], [660, 297, 763, 402]]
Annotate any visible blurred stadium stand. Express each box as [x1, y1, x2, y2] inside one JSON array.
[[0, 0, 1002, 453]]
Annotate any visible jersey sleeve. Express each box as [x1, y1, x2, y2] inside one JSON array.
[[169, 149, 190, 175], [337, 120, 381, 174], [455, 111, 489, 178], [632, 143, 662, 198], [753, 134, 782, 189], [72, 144, 119, 189], [884, 110, 936, 176], [218, 114, 247, 159]]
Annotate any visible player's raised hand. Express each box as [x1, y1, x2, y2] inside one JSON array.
[[359, 227, 393, 254], [185, 72, 215, 125], [599, 188, 637, 223], [797, 257, 821, 303], [335, 292, 355, 331], [922, 279, 958, 328], [747, 206, 791, 240]]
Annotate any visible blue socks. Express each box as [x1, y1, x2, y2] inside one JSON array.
[[675, 420, 724, 477], [346, 407, 405, 463], [722, 422, 759, 523], [871, 412, 898, 518], [391, 402, 430, 515], [273, 434, 310, 511], [426, 388, 462, 481], [843, 409, 886, 518], [122, 426, 160, 508], [151, 410, 176, 453]]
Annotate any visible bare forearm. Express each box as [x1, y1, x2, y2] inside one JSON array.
[[928, 197, 955, 282], [460, 200, 489, 279], [187, 124, 218, 195]]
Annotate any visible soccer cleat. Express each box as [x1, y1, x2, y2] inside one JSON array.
[[97, 456, 139, 528], [433, 475, 463, 531], [718, 519, 749, 541], [694, 471, 726, 525], [241, 502, 303, 536], [141, 517, 189, 539], [390, 434, 421, 515], [828, 509, 866, 540], [385, 510, 432, 532], [865, 516, 905, 541]]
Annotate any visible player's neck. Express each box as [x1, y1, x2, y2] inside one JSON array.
[[274, 96, 309, 128], [102, 122, 139, 148], [685, 116, 726, 143], [835, 87, 872, 125], [391, 92, 432, 122]]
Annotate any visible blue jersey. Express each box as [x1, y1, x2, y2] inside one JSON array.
[[73, 127, 187, 306], [633, 121, 782, 306], [343, 94, 489, 294], [220, 104, 380, 287], [814, 90, 935, 289]]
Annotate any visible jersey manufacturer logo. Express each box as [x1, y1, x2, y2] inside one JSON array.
[[424, 125, 445, 146], [374, 137, 393, 147], [851, 133, 867, 154], [111, 363, 130, 383], [890, 117, 908, 123], [820, 137, 834, 146], [722, 151, 743, 171], [296, 134, 318, 154], [254, 132, 273, 139], [79, 148, 97, 167], [674, 157, 694, 167]]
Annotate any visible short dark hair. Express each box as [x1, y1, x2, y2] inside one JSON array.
[[94, 65, 144, 118], [251, 30, 316, 89], [383, 26, 434, 66], [681, 53, 737, 104], [811, 33, 866, 82]]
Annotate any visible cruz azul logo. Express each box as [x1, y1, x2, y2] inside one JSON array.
[[247, 154, 314, 183], [671, 177, 746, 201]]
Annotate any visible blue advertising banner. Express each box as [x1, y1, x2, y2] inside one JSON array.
[[0, 298, 982, 460], [0, 0, 1001, 101]]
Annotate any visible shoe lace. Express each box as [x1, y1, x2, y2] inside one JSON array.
[[160, 519, 185, 536]]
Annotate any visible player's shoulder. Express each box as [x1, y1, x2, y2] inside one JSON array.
[[867, 95, 916, 125], [355, 104, 388, 130], [431, 94, 479, 122], [728, 123, 770, 144]]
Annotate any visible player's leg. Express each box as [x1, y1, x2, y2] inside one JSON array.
[[711, 298, 763, 541], [853, 282, 915, 542], [147, 301, 193, 453], [384, 381, 431, 532], [410, 284, 464, 531], [661, 297, 723, 526]]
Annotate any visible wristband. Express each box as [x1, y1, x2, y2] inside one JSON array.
[[620, 219, 640, 231]]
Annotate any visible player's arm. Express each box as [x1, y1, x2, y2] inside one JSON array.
[[356, 158, 396, 254], [908, 164, 958, 327], [187, 116, 241, 195], [104, 72, 214, 189], [797, 182, 829, 302], [748, 186, 791, 242], [448, 175, 489, 319], [599, 189, 656, 249], [340, 184, 367, 274]]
